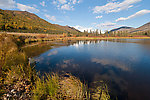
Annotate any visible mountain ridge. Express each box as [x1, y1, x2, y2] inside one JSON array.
[[110, 26, 135, 32], [0, 9, 81, 34], [110, 22, 150, 33]]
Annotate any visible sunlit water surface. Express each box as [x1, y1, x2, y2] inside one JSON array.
[[34, 39, 150, 100]]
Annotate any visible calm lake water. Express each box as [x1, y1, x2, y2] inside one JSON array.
[[33, 39, 150, 100]]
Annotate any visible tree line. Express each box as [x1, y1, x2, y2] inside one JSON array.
[[82, 29, 150, 37]]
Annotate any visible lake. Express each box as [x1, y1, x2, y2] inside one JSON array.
[[32, 39, 150, 100]]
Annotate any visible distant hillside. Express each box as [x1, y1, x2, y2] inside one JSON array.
[[110, 26, 134, 32], [110, 22, 150, 33], [136, 22, 150, 32], [0, 9, 80, 34]]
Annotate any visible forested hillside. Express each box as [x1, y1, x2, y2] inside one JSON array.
[[0, 9, 80, 34]]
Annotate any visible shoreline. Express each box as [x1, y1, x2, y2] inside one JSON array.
[[63, 36, 150, 40], [2, 32, 150, 40]]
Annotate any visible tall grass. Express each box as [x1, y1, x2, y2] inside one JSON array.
[[4, 64, 36, 85], [32, 73, 59, 100]]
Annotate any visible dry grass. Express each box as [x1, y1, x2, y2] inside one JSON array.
[[7, 32, 63, 38], [6, 32, 150, 41], [66, 36, 150, 40], [32, 73, 59, 100], [58, 73, 88, 99]]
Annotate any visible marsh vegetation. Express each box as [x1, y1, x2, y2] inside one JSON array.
[[0, 33, 110, 100]]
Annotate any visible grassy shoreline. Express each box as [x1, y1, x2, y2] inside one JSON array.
[[0, 33, 111, 100], [0, 34, 88, 99], [61, 36, 150, 40], [1, 32, 149, 99], [1, 32, 149, 45], [5, 32, 150, 39]]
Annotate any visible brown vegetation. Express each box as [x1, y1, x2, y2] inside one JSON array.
[[0, 34, 111, 100]]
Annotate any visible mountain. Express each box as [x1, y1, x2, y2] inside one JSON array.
[[54, 25, 81, 33], [136, 22, 150, 32], [110, 26, 135, 32], [110, 22, 150, 33], [0, 9, 80, 34]]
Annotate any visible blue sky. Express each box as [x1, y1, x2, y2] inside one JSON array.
[[0, 0, 150, 32]]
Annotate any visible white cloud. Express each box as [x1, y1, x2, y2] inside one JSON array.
[[44, 14, 56, 22], [60, 4, 73, 10], [116, 9, 150, 22], [17, 3, 39, 13], [32, 4, 38, 8], [52, 1, 57, 5], [44, 14, 64, 23], [96, 16, 103, 19], [96, 22, 116, 27], [40, 1, 46, 7], [77, 0, 82, 3], [0, 0, 16, 9], [75, 22, 123, 32], [72, 0, 81, 4], [58, 0, 67, 4], [95, 22, 124, 31], [0, 0, 39, 13], [72, 0, 77, 4], [53, 0, 81, 11], [93, 0, 142, 14], [73, 25, 93, 32]]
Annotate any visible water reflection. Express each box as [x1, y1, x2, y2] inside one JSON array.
[[91, 58, 130, 71], [33, 39, 150, 100], [47, 50, 58, 56], [56, 59, 79, 69]]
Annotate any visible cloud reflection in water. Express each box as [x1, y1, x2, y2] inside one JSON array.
[[47, 50, 58, 56], [56, 59, 79, 69], [91, 58, 130, 71]]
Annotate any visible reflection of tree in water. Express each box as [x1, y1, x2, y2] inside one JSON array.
[[61, 40, 102, 46], [0, 34, 27, 70]]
